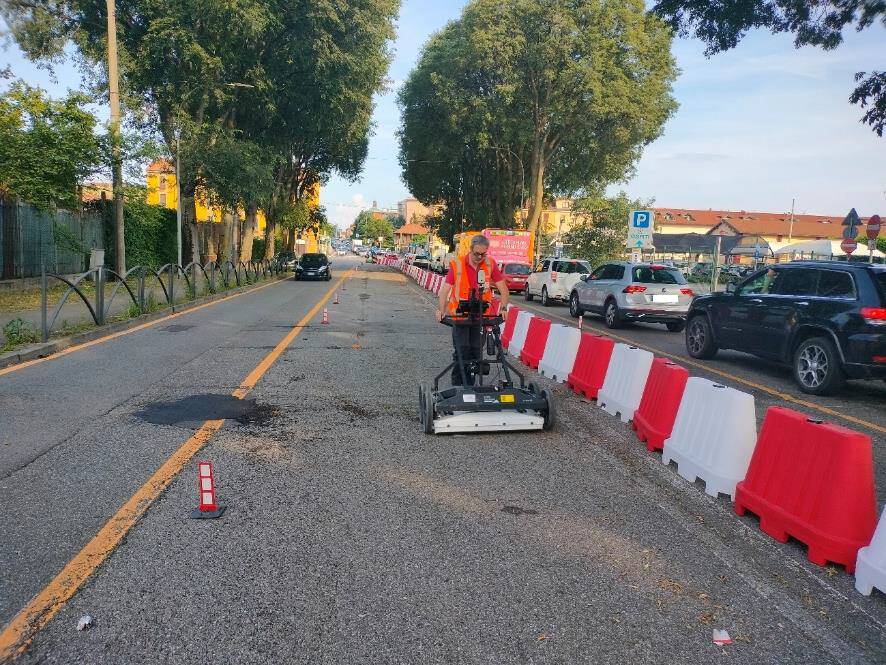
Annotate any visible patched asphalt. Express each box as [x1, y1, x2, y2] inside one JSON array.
[[3, 258, 886, 664]]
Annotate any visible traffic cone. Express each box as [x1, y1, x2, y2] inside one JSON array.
[[578, 315, 583, 331], [333, 292, 339, 304], [322, 308, 329, 324], [342, 280, 347, 291], [190, 461, 226, 519]]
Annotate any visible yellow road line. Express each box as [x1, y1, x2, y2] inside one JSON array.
[[0, 270, 351, 662], [518, 301, 886, 436], [0, 277, 286, 379]]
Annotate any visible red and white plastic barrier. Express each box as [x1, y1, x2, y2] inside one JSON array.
[[856, 506, 886, 596], [191, 461, 225, 519], [538, 324, 581, 383], [736, 407, 877, 573], [507, 311, 534, 357], [597, 344, 654, 423], [632, 358, 688, 452], [566, 333, 615, 400], [662, 378, 757, 499]]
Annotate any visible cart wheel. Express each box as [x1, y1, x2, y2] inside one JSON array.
[[541, 388, 556, 431], [423, 388, 435, 434], [527, 381, 540, 395]]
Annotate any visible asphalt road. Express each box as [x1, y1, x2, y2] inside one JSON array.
[[1, 256, 884, 664]]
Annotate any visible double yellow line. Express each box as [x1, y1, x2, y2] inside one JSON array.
[[0, 271, 351, 661]]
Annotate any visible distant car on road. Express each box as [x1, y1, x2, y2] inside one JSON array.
[[686, 261, 886, 395], [525, 258, 592, 306], [275, 251, 297, 270], [295, 253, 331, 281], [501, 262, 532, 293], [569, 262, 695, 332]]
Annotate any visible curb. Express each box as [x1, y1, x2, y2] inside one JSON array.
[[0, 273, 291, 371]]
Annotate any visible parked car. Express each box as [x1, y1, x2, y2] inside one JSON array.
[[275, 251, 297, 270], [525, 258, 592, 306], [411, 254, 432, 271], [690, 262, 713, 278], [501, 262, 532, 293], [685, 261, 886, 394], [295, 252, 331, 281], [569, 262, 694, 331]]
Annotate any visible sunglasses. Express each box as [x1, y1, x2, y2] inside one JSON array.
[[472, 250, 488, 258]]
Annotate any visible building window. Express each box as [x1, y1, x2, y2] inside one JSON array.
[[159, 176, 167, 191], [159, 192, 167, 206]]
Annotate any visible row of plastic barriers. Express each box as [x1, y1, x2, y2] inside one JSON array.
[[397, 260, 885, 597], [498, 303, 885, 597]]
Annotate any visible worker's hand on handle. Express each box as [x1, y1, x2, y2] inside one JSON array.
[[435, 309, 444, 323]]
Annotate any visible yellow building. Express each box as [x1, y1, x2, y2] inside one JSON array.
[[146, 160, 324, 252]]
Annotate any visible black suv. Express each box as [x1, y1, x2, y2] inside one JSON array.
[[685, 261, 886, 395]]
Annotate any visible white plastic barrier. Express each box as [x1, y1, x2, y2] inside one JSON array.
[[661, 377, 757, 499], [597, 344, 654, 423], [856, 505, 886, 596], [538, 324, 581, 383], [507, 311, 534, 357]]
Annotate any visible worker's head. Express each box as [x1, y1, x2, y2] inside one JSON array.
[[469, 235, 490, 263]]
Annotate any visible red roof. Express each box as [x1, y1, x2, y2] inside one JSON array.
[[655, 208, 872, 240]]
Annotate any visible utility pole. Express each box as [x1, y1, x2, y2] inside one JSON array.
[[175, 133, 182, 266], [105, 0, 125, 274], [787, 198, 795, 244]]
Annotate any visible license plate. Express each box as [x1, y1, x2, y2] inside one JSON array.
[[652, 294, 678, 303], [499, 394, 515, 403]]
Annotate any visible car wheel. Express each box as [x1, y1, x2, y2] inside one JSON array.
[[685, 315, 717, 359], [666, 321, 685, 333], [325, 272, 331, 281], [525, 288, 534, 302], [604, 299, 622, 329], [569, 292, 584, 318], [541, 286, 551, 307], [794, 336, 845, 396]]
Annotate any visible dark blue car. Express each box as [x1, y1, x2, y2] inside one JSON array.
[[685, 261, 886, 394]]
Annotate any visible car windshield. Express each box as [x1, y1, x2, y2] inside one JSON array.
[[632, 266, 685, 284], [504, 264, 531, 275], [557, 261, 591, 274], [300, 254, 327, 267]]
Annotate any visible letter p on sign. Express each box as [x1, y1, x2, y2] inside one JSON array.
[[632, 211, 651, 228]]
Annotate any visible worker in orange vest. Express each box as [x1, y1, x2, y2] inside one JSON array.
[[436, 235, 510, 386]]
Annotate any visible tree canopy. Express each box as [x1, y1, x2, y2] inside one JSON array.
[[0, 81, 101, 209], [1, 0, 399, 260], [399, 0, 678, 244], [652, 0, 886, 136]]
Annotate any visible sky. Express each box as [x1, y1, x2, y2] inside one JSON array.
[[3, 2, 885, 230]]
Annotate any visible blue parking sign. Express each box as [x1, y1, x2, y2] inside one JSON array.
[[632, 211, 651, 228]]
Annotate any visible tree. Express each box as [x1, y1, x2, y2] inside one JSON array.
[[399, 0, 678, 242], [564, 192, 653, 266], [652, 1, 886, 136], [0, 81, 101, 209], [361, 216, 395, 246]]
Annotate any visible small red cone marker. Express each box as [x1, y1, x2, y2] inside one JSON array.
[[190, 461, 226, 519], [578, 315, 583, 331], [333, 292, 339, 304], [322, 308, 329, 324]]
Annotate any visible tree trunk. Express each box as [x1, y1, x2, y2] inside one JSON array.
[[204, 223, 217, 263], [219, 211, 234, 263], [263, 218, 276, 260], [525, 144, 546, 262], [181, 194, 200, 265], [240, 204, 257, 262]]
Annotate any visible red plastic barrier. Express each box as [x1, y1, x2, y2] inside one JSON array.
[[500, 306, 521, 349], [519, 317, 551, 368], [632, 358, 689, 452], [566, 333, 615, 399], [735, 407, 877, 573]]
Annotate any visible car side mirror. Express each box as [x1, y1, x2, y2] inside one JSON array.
[[579, 274, 589, 282], [726, 282, 736, 294]]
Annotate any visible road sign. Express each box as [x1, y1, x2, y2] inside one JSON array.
[[627, 210, 654, 249], [841, 237, 858, 255], [842, 208, 861, 238], [867, 214, 882, 240], [630, 250, 642, 264]]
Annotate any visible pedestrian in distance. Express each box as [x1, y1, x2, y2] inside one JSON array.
[[436, 235, 510, 386]]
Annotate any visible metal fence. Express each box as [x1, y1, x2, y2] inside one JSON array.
[[0, 198, 104, 279]]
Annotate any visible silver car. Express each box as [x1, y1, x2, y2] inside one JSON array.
[[568, 262, 695, 332]]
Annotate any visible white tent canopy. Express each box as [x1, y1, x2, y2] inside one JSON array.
[[774, 239, 884, 260]]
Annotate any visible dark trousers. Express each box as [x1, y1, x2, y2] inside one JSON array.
[[451, 325, 484, 386]]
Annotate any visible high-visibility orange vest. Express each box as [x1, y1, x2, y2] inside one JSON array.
[[447, 254, 495, 317]]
